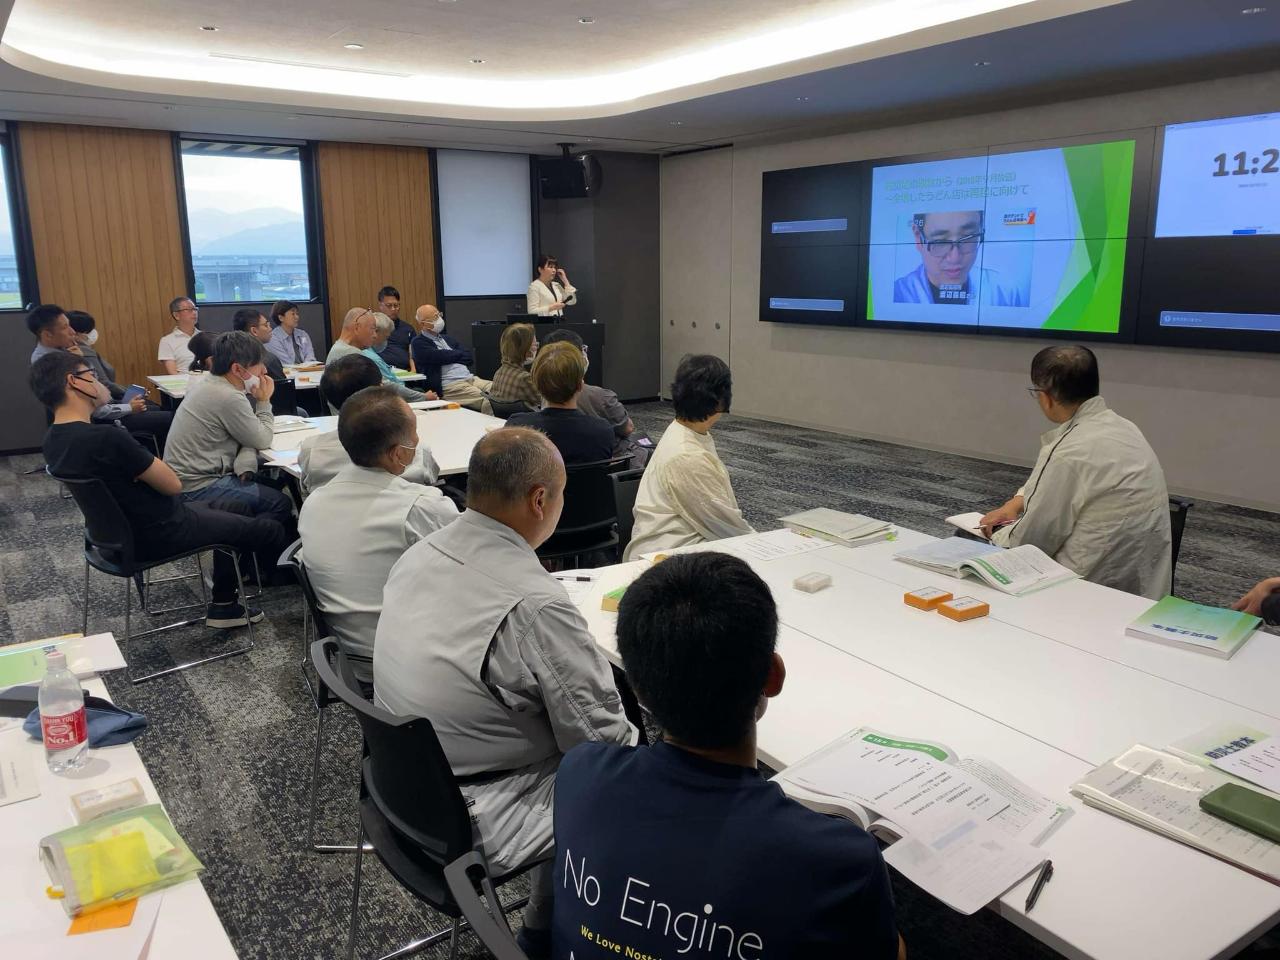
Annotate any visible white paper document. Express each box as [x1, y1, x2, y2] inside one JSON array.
[[408, 399, 452, 410], [726, 529, 830, 562], [1213, 737, 1280, 794], [0, 744, 40, 808], [884, 816, 1045, 915], [945, 512, 991, 539], [264, 449, 300, 468]]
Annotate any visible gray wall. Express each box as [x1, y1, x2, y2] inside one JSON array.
[[441, 296, 529, 353], [195, 301, 329, 353], [660, 70, 1280, 513]]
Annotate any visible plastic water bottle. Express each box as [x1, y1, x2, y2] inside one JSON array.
[[39, 650, 90, 774]]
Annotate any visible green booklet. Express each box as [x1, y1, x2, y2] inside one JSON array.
[[1126, 595, 1261, 660]]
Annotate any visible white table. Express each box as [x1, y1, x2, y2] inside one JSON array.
[[0, 675, 237, 960], [572, 530, 1280, 960], [266, 405, 505, 479], [148, 368, 426, 401]]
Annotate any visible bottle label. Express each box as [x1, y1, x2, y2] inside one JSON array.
[[42, 709, 87, 749]]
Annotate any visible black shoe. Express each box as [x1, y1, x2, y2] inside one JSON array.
[[515, 925, 552, 959], [205, 601, 265, 628]]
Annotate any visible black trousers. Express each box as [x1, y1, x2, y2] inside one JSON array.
[[136, 501, 290, 603], [118, 408, 174, 456]]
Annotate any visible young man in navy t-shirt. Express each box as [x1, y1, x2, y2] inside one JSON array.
[[551, 552, 905, 960]]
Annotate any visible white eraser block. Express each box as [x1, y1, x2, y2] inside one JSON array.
[[70, 777, 146, 823], [793, 572, 832, 593]]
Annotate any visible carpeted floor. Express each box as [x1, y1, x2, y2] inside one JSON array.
[[2, 401, 1277, 960]]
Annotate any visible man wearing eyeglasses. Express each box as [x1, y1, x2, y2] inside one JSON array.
[[894, 210, 1027, 307], [158, 296, 202, 374]]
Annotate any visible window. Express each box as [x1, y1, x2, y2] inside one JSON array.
[[178, 140, 316, 303], [0, 133, 31, 310]]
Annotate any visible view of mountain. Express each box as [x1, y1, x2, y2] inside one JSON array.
[[197, 220, 306, 256], [186, 206, 305, 254]]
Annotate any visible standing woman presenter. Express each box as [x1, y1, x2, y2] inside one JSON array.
[[527, 255, 577, 317]]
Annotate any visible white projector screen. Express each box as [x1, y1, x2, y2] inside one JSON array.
[[437, 149, 532, 297]]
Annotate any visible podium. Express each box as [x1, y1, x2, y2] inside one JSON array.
[[471, 319, 605, 388]]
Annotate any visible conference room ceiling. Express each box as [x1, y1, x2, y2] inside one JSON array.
[[0, 0, 1275, 155]]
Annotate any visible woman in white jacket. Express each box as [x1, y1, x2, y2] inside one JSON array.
[[526, 255, 577, 317]]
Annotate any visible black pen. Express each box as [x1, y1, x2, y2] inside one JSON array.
[[1024, 860, 1053, 913], [554, 575, 594, 582]]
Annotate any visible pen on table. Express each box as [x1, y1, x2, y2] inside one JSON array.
[[554, 575, 594, 583], [1025, 860, 1053, 913]]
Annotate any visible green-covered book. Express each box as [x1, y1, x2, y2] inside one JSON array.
[[1126, 595, 1261, 660]]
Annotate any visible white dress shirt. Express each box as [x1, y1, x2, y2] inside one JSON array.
[[297, 429, 441, 495], [157, 327, 197, 372], [299, 463, 458, 675], [526, 278, 577, 317], [623, 419, 754, 561], [993, 396, 1172, 600]]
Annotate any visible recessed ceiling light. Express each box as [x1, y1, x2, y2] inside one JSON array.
[[973, 59, 991, 67], [795, 96, 811, 102], [578, 17, 595, 24], [669, 120, 683, 126], [1241, 5, 1267, 13], [469, 58, 486, 64], [344, 43, 364, 50], [200, 25, 218, 32]]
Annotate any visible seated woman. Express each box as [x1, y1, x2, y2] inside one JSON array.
[[187, 331, 216, 372], [488, 323, 541, 412], [623, 354, 754, 561]]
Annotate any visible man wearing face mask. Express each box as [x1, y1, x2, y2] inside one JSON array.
[[409, 303, 492, 412], [164, 331, 295, 531], [298, 386, 458, 683], [27, 304, 173, 453]]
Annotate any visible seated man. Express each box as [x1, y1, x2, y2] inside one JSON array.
[[624, 354, 754, 561], [32, 351, 288, 628], [267, 300, 317, 365], [29, 304, 173, 453], [233, 308, 286, 380], [299, 354, 441, 494], [544, 327, 649, 466], [507, 341, 615, 465], [299, 385, 457, 681], [1234, 577, 1280, 625], [164, 331, 294, 531], [158, 296, 201, 374], [374, 428, 634, 951], [981, 345, 1171, 599], [553, 552, 904, 960], [327, 307, 433, 403], [409, 303, 492, 412], [375, 284, 414, 370]]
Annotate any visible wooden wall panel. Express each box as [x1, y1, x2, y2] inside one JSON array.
[[316, 142, 437, 341], [19, 123, 188, 393]]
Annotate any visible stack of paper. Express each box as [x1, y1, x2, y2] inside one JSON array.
[[1126, 596, 1260, 660], [894, 541, 1076, 596], [779, 508, 894, 547]]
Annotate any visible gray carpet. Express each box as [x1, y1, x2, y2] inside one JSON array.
[[2, 401, 1277, 960]]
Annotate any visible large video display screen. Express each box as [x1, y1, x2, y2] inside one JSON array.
[[865, 140, 1136, 335]]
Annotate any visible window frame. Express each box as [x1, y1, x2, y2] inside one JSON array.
[[0, 123, 41, 311], [172, 133, 325, 307]]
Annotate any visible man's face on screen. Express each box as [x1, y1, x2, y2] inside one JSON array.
[[915, 211, 983, 288]]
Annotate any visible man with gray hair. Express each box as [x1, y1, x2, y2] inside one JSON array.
[[164, 331, 294, 528], [327, 307, 434, 403], [374, 427, 634, 954]]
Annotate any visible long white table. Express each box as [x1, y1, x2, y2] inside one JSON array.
[[572, 530, 1280, 960], [0, 674, 237, 960], [266, 404, 505, 479], [148, 367, 426, 401]]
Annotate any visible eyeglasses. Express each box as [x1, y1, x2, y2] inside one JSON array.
[[178, 306, 199, 314], [922, 233, 983, 257], [1026, 386, 1045, 398]]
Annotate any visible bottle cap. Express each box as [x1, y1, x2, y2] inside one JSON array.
[[45, 649, 68, 671]]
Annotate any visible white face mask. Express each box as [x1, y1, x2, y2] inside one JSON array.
[[83, 329, 99, 346], [431, 317, 445, 335], [243, 374, 260, 394]]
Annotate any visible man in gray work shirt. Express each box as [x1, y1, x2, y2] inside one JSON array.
[[164, 331, 294, 530], [374, 427, 634, 955]]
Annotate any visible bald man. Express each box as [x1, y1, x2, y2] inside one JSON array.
[[374, 428, 634, 951], [327, 306, 431, 402], [409, 303, 492, 412]]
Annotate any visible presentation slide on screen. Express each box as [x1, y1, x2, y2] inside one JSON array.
[[1156, 112, 1280, 238], [865, 140, 1135, 333]]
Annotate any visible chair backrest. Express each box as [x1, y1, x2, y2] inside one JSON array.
[[444, 851, 528, 960], [279, 539, 333, 639], [270, 376, 298, 416], [310, 638, 475, 866], [553, 457, 629, 538], [49, 472, 137, 566], [610, 467, 645, 557], [487, 397, 530, 420], [1169, 495, 1194, 587]]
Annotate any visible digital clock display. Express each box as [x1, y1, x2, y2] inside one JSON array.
[[1155, 111, 1280, 237]]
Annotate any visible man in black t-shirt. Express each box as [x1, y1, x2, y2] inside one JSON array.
[[507, 341, 614, 466], [31, 351, 288, 628], [551, 553, 905, 960]]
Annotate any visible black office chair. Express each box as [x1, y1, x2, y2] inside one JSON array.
[[310, 639, 539, 960], [1169, 496, 1195, 593], [537, 457, 630, 567], [487, 397, 533, 420], [53, 473, 255, 684], [270, 376, 299, 417], [610, 467, 645, 559], [444, 851, 529, 960]]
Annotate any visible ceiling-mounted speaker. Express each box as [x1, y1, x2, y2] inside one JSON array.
[[537, 151, 603, 199]]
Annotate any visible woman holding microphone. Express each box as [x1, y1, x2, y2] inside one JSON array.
[[526, 255, 576, 317]]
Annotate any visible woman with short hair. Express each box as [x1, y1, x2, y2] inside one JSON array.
[[489, 323, 542, 411]]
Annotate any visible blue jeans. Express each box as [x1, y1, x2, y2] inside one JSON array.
[[183, 475, 295, 529]]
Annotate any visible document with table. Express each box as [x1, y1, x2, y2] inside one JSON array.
[[894, 540, 1077, 595], [775, 727, 1071, 913]]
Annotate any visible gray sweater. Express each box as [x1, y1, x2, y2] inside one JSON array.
[[165, 375, 274, 491]]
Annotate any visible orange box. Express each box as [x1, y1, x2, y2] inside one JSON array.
[[904, 586, 954, 610], [937, 596, 990, 622]]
